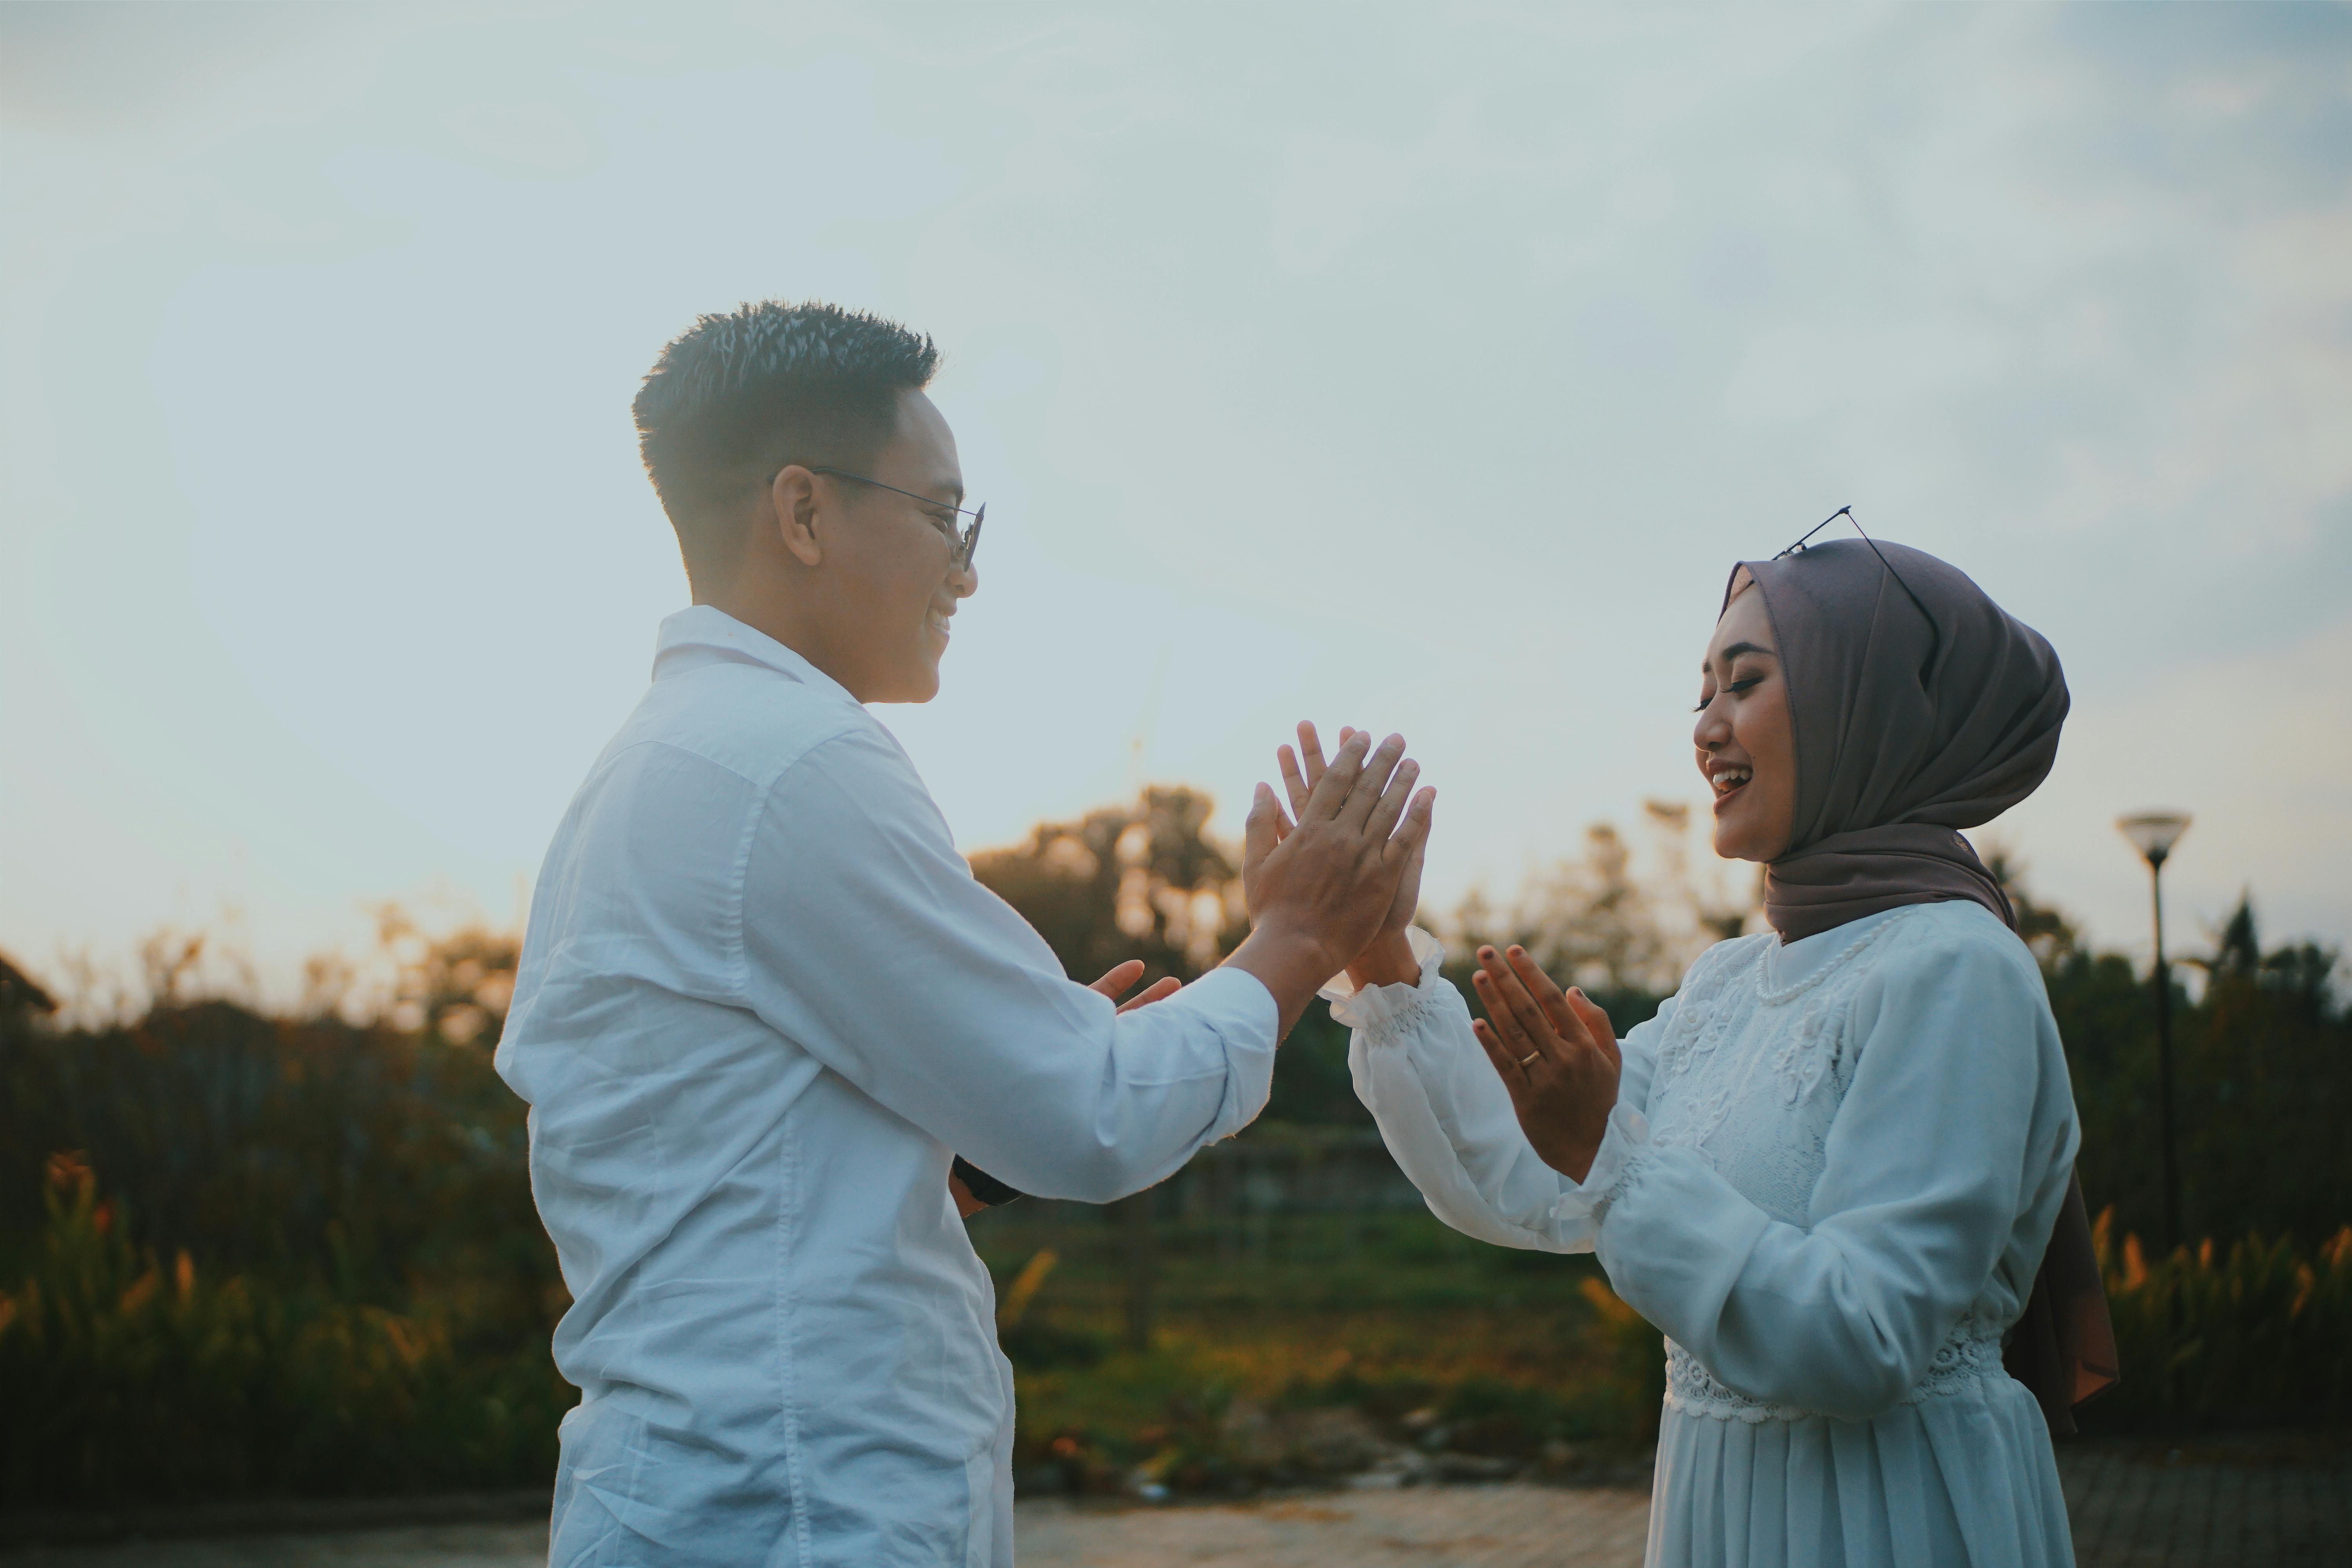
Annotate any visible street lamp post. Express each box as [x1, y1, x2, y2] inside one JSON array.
[[2117, 811, 2192, 1254]]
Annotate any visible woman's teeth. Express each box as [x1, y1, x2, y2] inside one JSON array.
[[1711, 767, 1751, 795]]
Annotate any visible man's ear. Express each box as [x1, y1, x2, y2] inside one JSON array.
[[770, 465, 825, 568]]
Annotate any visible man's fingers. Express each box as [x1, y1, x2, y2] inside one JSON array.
[[1088, 958, 1147, 1001], [1289, 721, 1365, 818], [1300, 728, 1371, 821], [1117, 976, 1183, 1013], [1383, 787, 1436, 869], [1245, 782, 1283, 867], [1388, 801, 1431, 888], [1328, 724, 1358, 777], [1363, 756, 1421, 843], [1337, 733, 1406, 829]]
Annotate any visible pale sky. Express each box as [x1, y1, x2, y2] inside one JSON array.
[[4, 2, 2348, 1002]]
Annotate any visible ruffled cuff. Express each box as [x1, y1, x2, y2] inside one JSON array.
[[1319, 925, 1447, 1034], [1548, 1103, 1652, 1228]]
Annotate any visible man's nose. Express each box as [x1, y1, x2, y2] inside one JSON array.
[[952, 563, 980, 599]]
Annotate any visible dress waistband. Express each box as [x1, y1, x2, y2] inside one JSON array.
[[1662, 1325, 2010, 1424]]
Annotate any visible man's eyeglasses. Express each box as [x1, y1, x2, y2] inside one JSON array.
[[794, 465, 984, 572]]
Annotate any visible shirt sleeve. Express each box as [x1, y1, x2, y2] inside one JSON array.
[[1595, 929, 2079, 1420], [737, 724, 1279, 1203], [1336, 926, 1672, 1253]]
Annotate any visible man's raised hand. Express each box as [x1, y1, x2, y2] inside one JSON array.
[[1275, 722, 1427, 989], [1226, 726, 1434, 1038]]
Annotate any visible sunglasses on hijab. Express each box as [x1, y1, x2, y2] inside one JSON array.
[[1773, 506, 1933, 626]]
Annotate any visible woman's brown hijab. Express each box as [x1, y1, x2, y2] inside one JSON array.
[[1730, 536, 2117, 1434]]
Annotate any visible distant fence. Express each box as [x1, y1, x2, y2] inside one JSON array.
[[1174, 1128, 1426, 1216], [976, 1126, 1433, 1346], [1003, 1125, 1425, 1232]]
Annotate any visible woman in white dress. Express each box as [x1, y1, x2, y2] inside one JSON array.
[[1278, 534, 2115, 1567]]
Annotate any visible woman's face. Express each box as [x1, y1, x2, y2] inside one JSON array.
[[1695, 570, 1798, 862]]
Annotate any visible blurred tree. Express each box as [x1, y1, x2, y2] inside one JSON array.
[[969, 786, 1245, 991], [360, 906, 521, 1047], [0, 919, 552, 1339], [1437, 813, 1755, 1045], [1993, 855, 2352, 1249], [969, 786, 1254, 1347], [1488, 824, 1673, 995], [0, 949, 57, 1019], [1983, 846, 2081, 969]]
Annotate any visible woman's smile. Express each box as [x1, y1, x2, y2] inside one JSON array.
[[1708, 760, 1754, 814], [1694, 571, 1797, 860]]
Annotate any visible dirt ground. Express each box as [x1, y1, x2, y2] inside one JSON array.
[[5, 1436, 2347, 1568]]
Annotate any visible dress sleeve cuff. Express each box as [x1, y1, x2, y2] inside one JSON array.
[[1319, 926, 1447, 1034], [1548, 1102, 1651, 1227]]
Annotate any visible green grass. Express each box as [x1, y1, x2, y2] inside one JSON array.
[[967, 1199, 2352, 1492], [8, 1148, 2347, 1509]]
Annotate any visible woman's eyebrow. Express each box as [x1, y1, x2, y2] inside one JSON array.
[[1716, 641, 1771, 662]]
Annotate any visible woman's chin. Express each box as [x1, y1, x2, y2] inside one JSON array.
[[1712, 824, 1793, 865], [1712, 825, 1767, 864]]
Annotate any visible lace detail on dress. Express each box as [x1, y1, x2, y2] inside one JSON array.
[[1646, 941, 1771, 1158], [1639, 909, 1924, 1230], [1662, 1318, 2011, 1423]]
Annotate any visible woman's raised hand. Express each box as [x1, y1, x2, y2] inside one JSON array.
[[1275, 722, 1428, 988], [1469, 946, 1622, 1183]]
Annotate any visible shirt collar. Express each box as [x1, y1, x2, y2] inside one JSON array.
[[652, 605, 862, 710]]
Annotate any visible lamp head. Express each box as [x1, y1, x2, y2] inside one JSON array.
[[2117, 811, 2192, 867]]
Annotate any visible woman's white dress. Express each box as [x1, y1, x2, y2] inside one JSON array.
[[1331, 901, 2080, 1568]]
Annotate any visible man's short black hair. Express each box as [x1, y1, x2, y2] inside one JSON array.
[[632, 300, 939, 581]]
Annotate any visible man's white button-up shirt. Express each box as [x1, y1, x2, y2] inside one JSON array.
[[497, 607, 1279, 1567]]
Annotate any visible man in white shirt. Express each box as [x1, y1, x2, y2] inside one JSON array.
[[496, 301, 1432, 1567]]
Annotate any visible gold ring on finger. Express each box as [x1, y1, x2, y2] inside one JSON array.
[[1519, 1052, 1540, 1067]]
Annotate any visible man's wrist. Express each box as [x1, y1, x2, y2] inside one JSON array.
[[1259, 922, 1350, 990], [1222, 922, 1349, 1036]]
